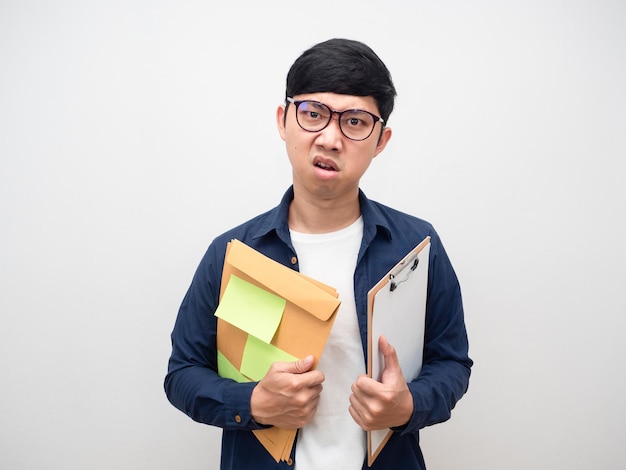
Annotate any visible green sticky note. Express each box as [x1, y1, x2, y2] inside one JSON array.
[[214, 274, 286, 344], [217, 350, 251, 383], [240, 334, 299, 382]]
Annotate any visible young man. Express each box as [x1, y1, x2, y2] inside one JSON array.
[[165, 38, 472, 470]]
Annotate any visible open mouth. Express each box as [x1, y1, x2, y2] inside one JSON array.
[[315, 161, 336, 171], [314, 157, 338, 171]]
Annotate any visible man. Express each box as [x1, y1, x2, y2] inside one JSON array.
[[165, 38, 472, 469]]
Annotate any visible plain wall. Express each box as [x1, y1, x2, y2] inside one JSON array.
[[1, 1, 625, 469]]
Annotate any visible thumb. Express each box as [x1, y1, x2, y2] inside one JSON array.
[[379, 335, 402, 375], [282, 355, 315, 374]]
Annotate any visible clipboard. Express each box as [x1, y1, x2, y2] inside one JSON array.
[[366, 236, 431, 466]]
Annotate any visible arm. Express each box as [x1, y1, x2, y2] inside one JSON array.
[[164, 243, 263, 430], [164, 242, 325, 431], [403, 233, 472, 432]]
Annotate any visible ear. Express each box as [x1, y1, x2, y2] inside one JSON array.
[[372, 126, 392, 158], [276, 104, 287, 141]]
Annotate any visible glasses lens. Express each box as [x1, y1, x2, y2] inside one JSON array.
[[296, 101, 331, 132], [339, 111, 376, 140], [293, 100, 379, 141]]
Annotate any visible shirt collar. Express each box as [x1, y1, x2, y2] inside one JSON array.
[[252, 186, 393, 242]]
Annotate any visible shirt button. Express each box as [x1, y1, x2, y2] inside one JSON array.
[[290, 256, 297, 265], [234, 414, 241, 423], [287, 457, 294, 466]]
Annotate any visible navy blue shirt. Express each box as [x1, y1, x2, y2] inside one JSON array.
[[165, 187, 472, 469]]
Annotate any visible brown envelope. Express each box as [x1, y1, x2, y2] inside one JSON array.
[[217, 239, 340, 462]]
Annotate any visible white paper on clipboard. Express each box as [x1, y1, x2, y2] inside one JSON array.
[[366, 236, 430, 467]]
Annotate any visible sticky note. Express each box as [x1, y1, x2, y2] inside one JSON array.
[[240, 334, 299, 382], [215, 274, 286, 344], [217, 350, 251, 383]]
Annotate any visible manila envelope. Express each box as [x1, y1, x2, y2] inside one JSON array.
[[216, 239, 340, 463]]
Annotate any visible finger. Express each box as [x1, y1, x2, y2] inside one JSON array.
[[308, 370, 326, 387], [379, 335, 401, 372], [351, 374, 378, 398], [348, 393, 375, 431], [348, 403, 363, 428], [291, 355, 315, 374], [273, 354, 315, 374]]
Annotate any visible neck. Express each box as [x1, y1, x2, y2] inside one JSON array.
[[288, 187, 361, 234]]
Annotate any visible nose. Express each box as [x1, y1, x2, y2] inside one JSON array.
[[315, 113, 344, 149]]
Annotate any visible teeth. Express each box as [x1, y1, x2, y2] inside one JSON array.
[[317, 162, 333, 170]]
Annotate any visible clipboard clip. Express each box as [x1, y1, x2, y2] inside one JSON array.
[[389, 256, 419, 292]]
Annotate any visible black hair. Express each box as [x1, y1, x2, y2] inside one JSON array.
[[285, 38, 397, 123]]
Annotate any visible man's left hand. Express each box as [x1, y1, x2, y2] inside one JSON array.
[[348, 335, 414, 431]]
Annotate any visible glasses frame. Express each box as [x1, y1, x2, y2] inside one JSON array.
[[286, 97, 385, 141]]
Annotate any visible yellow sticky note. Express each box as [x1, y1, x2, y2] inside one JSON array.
[[215, 274, 286, 344], [240, 334, 299, 382], [217, 350, 251, 383]]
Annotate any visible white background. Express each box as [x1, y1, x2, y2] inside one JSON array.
[[1, 1, 625, 469]]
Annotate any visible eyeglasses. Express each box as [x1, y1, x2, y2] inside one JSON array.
[[286, 97, 385, 141]]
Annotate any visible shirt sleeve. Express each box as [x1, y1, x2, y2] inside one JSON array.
[[398, 232, 473, 434], [163, 241, 267, 431]]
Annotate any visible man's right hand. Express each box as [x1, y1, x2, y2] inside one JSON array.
[[250, 355, 324, 429]]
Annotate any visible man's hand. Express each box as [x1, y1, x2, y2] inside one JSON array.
[[250, 355, 324, 429], [348, 336, 414, 431]]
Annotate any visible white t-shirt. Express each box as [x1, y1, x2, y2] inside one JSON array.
[[290, 217, 366, 470]]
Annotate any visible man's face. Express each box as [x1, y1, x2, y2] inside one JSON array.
[[276, 92, 392, 202]]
